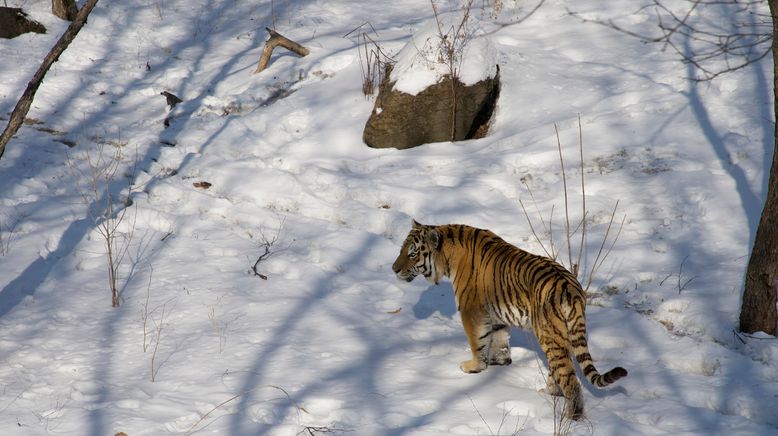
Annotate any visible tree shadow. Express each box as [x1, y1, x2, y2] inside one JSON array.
[[220, 229, 536, 435], [674, 7, 777, 429], [0, 2, 307, 435], [681, 45, 763, 246]]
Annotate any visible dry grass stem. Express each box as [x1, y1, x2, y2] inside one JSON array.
[[521, 119, 626, 292]]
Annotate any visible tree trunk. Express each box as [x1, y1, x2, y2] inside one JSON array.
[[740, 0, 778, 335], [0, 0, 100, 161], [52, 0, 78, 21]]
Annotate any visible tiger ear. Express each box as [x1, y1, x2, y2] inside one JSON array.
[[411, 218, 422, 228], [428, 228, 442, 250]]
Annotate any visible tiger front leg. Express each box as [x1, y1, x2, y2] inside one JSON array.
[[459, 311, 489, 373]]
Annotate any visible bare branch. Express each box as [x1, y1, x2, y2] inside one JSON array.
[[659, 255, 698, 293], [0, 0, 101, 160], [519, 198, 554, 260], [68, 141, 137, 307], [250, 220, 291, 280], [569, 0, 771, 81], [575, 114, 586, 277], [254, 27, 310, 74], [183, 385, 311, 436], [584, 202, 626, 292], [554, 124, 574, 273], [521, 122, 625, 292]]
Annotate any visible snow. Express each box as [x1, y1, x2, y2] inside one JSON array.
[[0, 0, 776, 435], [391, 12, 498, 95]]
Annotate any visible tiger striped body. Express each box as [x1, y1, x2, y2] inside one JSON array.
[[392, 220, 627, 419]]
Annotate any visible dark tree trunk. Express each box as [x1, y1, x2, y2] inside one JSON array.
[[0, 0, 100, 160], [52, 0, 78, 21], [740, 0, 778, 335]]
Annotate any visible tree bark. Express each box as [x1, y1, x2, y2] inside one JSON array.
[[254, 27, 310, 74], [740, 0, 778, 335], [0, 0, 100, 161], [52, 0, 78, 21]]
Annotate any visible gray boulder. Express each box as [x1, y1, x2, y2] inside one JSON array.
[[363, 65, 500, 150]]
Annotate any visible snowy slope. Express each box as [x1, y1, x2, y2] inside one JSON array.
[[1, 0, 776, 435]]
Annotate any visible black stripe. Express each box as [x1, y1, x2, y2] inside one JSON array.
[[575, 353, 592, 364]]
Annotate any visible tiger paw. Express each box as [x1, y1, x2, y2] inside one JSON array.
[[541, 379, 563, 397], [488, 347, 512, 366], [460, 359, 487, 373], [565, 402, 585, 421], [488, 357, 512, 366]]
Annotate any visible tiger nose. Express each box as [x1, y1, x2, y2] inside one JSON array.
[[392, 261, 400, 274]]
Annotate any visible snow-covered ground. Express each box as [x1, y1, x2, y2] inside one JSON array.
[[1, 0, 777, 434]]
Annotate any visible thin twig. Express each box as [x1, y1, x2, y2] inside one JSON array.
[[184, 385, 302, 436], [185, 391, 245, 435], [522, 122, 625, 292], [568, 0, 772, 81], [150, 301, 170, 381], [343, 21, 379, 39], [251, 245, 272, 280], [356, 30, 393, 97], [585, 202, 625, 292], [468, 395, 494, 436], [576, 114, 586, 277], [554, 124, 573, 272], [677, 255, 697, 293], [141, 266, 154, 352], [430, 0, 476, 139], [519, 198, 554, 260], [658, 255, 698, 293], [250, 220, 291, 280]]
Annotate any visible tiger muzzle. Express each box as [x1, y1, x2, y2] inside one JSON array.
[[392, 261, 415, 282]]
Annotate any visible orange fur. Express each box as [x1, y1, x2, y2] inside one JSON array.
[[392, 220, 627, 419]]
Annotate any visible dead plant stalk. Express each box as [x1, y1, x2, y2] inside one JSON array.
[[431, 0, 475, 140], [521, 119, 625, 292], [68, 143, 137, 307]]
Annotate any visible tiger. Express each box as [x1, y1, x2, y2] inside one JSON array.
[[391, 219, 627, 420]]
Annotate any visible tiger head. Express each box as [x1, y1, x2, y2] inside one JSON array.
[[392, 219, 445, 285]]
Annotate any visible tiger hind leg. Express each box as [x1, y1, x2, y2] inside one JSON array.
[[539, 334, 584, 420], [487, 325, 512, 366], [543, 374, 563, 397]]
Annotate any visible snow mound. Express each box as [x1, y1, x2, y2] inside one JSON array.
[[391, 13, 498, 96]]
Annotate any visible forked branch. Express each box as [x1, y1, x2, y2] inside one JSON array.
[[254, 27, 310, 74], [250, 221, 290, 280]]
